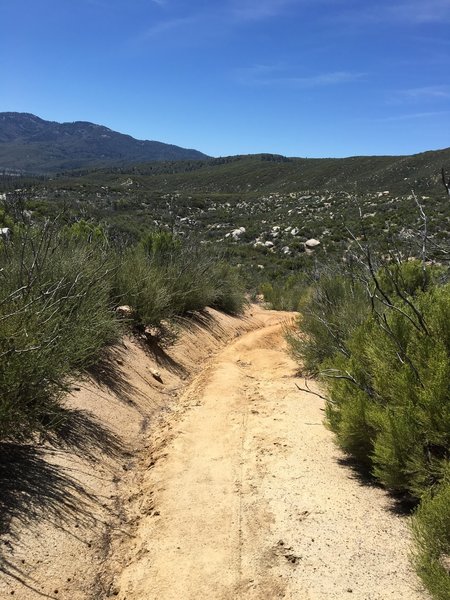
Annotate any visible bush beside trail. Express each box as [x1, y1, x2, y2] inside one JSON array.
[[0, 225, 118, 441], [0, 225, 245, 443], [288, 260, 450, 599], [114, 233, 246, 327], [413, 480, 450, 600], [260, 273, 308, 312]]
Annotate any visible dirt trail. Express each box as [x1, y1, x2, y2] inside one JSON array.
[[113, 312, 429, 600], [0, 307, 429, 599]]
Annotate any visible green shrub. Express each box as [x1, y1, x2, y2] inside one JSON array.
[[0, 224, 245, 442], [288, 273, 369, 373], [413, 479, 450, 600], [0, 226, 118, 441], [162, 246, 218, 315], [63, 219, 106, 243], [261, 273, 307, 311], [324, 282, 450, 498], [174, 248, 246, 316], [210, 262, 247, 314], [112, 246, 172, 326], [289, 261, 450, 599], [140, 230, 182, 263], [0, 207, 14, 229], [112, 239, 246, 327], [323, 354, 376, 467], [377, 260, 445, 298]]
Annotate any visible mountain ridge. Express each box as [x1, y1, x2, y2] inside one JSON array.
[[0, 112, 210, 174]]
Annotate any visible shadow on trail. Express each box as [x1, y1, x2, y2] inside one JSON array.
[[137, 308, 252, 377], [336, 456, 379, 487], [176, 309, 253, 341], [87, 345, 139, 406], [50, 407, 126, 464], [137, 328, 188, 378], [0, 442, 100, 591], [176, 310, 222, 338], [336, 456, 418, 516], [0, 405, 125, 594]]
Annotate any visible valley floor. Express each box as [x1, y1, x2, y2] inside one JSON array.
[[0, 307, 429, 599]]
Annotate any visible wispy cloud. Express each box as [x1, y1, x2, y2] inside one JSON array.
[[401, 85, 450, 99], [375, 110, 450, 122], [339, 0, 450, 25], [230, 0, 300, 21], [235, 64, 365, 87], [132, 0, 316, 47], [387, 85, 450, 105], [136, 15, 199, 40], [393, 0, 450, 23]]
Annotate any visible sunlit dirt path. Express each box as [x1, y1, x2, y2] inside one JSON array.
[[113, 312, 429, 600]]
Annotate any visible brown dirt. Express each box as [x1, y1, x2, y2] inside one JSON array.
[[0, 306, 429, 599]]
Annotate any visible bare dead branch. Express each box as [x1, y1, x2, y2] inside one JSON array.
[[295, 381, 329, 402]]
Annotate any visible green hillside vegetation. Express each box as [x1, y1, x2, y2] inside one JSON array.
[[39, 146, 450, 193], [2, 148, 450, 297]]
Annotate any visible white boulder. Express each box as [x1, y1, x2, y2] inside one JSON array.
[[230, 227, 246, 240], [305, 238, 321, 249]]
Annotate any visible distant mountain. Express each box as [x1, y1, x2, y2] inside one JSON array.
[[0, 112, 210, 174]]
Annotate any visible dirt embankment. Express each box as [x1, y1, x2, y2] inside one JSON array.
[[1, 306, 429, 599]]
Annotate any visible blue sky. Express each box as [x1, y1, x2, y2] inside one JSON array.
[[1, 0, 450, 157]]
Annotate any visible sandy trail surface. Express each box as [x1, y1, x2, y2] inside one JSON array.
[[0, 307, 429, 599], [114, 311, 428, 600]]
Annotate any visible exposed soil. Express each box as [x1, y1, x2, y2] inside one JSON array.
[[0, 306, 429, 599]]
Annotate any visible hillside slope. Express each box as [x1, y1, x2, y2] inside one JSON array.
[[114, 149, 450, 195]]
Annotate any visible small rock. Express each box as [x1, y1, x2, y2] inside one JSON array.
[[144, 326, 160, 338], [116, 305, 133, 316], [107, 583, 120, 597], [150, 369, 163, 383], [439, 553, 450, 573]]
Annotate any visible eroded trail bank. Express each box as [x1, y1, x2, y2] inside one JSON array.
[[0, 307, 429, 599], [112, 315, 428, 600], [0, 307, 266, 599]]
